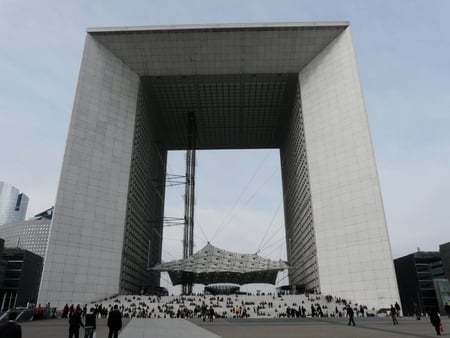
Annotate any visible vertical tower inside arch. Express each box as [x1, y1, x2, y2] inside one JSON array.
[[280, 81, 318, 292], [120, 83, 167, 294]]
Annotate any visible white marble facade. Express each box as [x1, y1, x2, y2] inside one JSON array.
[[38, 35, 140, 305], [299, 28, 399, 307], [38, 23, 399, 309]]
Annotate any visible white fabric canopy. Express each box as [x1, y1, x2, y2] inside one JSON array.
[[152, 243, 289, 285]]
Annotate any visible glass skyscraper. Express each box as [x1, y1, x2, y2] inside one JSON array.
[[0, 182, 29, 225]]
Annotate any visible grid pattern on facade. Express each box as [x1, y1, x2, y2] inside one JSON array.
[[142, 74, 298, 149], [37, 23, 400, 310], [280, 82, 317, 292], [38, 34, 141, 306], [90, 24, 346, 77], [0, 219, 50, 258], [121, 83, 166, 294]]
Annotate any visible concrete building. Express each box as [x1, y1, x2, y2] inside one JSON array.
[[394, 251, 445, 315], [38, 22, 399, 309], [0, 208, 53, 259], [440, 242, 450, 281], [0, 247, 43, 310], [0, 182, 29, 225]]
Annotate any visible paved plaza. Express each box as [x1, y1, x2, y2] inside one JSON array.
[[19, 316, 449, 338]]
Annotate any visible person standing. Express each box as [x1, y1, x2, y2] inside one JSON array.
[[414, 302, 421, 320], [201, 302, 207, 321], [346, 305, 355, 326], [390, 304, 399, 325], [208, 306, 214, 322], [395, 302, 401, 317], [0, 312, 22, 338], [445, 303, 450, 318], [69, 308, 84, 338], [84, 308, 96, 338], [63, 304, 69, 318], [107, 304, 122, 338]]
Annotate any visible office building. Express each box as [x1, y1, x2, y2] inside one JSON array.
[[0, 182, 29, 225], [0, 247, 43, 310], [440, 242, 450, 281], [38, 22, 399, 308], [394, 251, 445, 315], [0, 207, 53, 259]]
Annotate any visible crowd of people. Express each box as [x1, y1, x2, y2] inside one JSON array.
[[90, 293, 365, 320], [1, 293, 447, 337]]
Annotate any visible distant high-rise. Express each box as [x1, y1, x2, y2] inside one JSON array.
[[0, 182, 29, 225]]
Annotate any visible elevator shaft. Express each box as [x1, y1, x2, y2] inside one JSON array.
[[183, 112, 196, 294]]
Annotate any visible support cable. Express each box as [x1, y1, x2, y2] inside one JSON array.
[[210, 154, 278, 242], [257, 222, 285, 253], [258, 236, 285, 256], [255, 200, 283, 253]]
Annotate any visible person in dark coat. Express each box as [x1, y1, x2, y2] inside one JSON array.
[[107, 304, 122, 338], [414, 302, 421, 320], [69, 308, 84, 338], [346, 305, 355, 326], [429, 308, 442, 336], [208, 306, 214, 322], [63, 304, 69, 318], [390, 304, 399, 325], [445, 303, 450, 318], [84, 308, 96, 338], [0, 312, 21, 338]]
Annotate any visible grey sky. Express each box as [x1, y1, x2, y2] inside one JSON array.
[[1, 0, 449, 284]]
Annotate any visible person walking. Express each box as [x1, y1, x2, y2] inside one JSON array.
[[429, 308, 442, 336], [69, 308, 84, 338], [346, 305, 355, 326], [107, 304, 122, 338], [84, 308, 96, 338], [0, 312, 22, 338], [390, 304, 399, 325]]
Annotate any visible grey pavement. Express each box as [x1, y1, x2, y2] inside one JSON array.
[[194, 316, 450, 338], [119, 318, 220, 338], [20, 317, 130, 338], [19, 316, 450, 338]]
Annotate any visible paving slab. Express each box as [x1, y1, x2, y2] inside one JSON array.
[[193, 316, 450, 338], [18, 316, 450, 338], [20, 317, 130, 338], [119, 318, 220, 338]]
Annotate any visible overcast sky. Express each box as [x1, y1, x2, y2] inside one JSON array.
[[1, 0, 449, 291]]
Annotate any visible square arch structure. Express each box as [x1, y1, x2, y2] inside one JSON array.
[[38, 22, 399, 309]]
